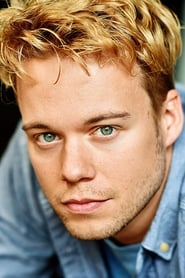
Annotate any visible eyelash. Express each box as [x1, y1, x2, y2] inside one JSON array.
[[35, 132, 60, 145], [33, 125, 119, 147], [93, 126, 116, 137]]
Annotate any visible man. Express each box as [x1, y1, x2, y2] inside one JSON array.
[[0, 0, 184, 277]]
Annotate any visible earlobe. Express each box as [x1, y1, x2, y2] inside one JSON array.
[[162, 89, 184, 147]]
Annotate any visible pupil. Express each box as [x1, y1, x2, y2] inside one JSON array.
[[44, 133, 55, 142], [101, 126, 113, 135]]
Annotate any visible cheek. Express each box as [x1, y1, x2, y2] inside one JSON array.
[[28, 145, 62, 190], [32, 160, 63, 206], [101, 130, 161, 183]]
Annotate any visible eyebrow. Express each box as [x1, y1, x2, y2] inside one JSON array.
[[84, 112, 131, 125], [22, 112, 131, 132], [22, 122, 51, 132]]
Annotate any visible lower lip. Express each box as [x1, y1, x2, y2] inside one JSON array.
[[65, 201, 106, 214]]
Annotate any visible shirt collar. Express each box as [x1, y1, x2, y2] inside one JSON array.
[[142, 119, 185, 260]]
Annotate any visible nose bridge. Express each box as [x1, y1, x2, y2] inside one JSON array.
[[61, 136, 95, 182]]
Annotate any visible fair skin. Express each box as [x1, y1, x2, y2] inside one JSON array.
[[16, 56, 183, 244]]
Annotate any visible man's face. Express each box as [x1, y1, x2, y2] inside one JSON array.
[[17, 57, 168, 241]]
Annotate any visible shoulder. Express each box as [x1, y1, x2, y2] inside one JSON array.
[[0, 121, 36, 192], [0, 122, 44, 227]]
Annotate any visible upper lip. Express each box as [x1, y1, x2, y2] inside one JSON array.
[[62, 198, 107, 204]]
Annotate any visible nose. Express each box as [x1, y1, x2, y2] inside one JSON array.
[[60, 138, 96, 183]]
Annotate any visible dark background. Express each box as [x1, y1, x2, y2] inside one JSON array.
[[0, 0, 184, 158]]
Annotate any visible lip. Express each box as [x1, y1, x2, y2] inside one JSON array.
[[63, 199, 108, 214]]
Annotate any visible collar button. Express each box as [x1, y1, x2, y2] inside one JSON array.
[[159, 242, 170, 252]]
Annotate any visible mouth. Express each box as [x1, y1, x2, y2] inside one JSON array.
[[62, 199, 109, 214]]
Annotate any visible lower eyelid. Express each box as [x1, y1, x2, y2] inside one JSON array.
[[35, 138, 61, 149]]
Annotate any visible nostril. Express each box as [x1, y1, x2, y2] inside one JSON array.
[[60, 154, 95, 183]]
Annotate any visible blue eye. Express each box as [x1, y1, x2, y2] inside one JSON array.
[[40, 133, 57, 143], [99, 126, 114, 136]]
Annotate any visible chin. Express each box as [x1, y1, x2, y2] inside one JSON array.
[[62, 218, 123, 241], [67, 229, 110, 241]]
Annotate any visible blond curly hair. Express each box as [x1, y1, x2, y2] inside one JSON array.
[[0, 0, 182, 112]]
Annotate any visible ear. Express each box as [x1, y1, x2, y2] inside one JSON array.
[[162, 89, 184, 147]]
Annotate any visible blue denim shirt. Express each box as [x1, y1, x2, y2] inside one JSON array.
[[0, 84, 185, 278]]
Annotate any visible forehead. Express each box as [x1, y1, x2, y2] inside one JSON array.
[[17, 55, 142, 87], [16, 56, 151, 126]]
